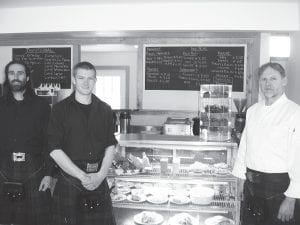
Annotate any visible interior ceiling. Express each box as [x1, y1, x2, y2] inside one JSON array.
[[0, 0, 295, 8]]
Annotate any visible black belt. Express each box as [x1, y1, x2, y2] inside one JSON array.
[[73, 160, 102, 173], [246, 168, 288, 184], [1, 152, 43, 163]]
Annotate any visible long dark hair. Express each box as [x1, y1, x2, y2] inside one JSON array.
[[3, 60, 33, 95]]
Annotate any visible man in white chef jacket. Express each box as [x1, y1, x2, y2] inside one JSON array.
[[232, 62, 300, 225]]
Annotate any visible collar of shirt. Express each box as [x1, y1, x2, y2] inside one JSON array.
[[4, 87, 35, 105], [68, 91, 100, 108], [262, 93, 287, 109]]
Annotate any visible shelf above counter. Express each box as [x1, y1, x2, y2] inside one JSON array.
[[110, 175, 235, 184], [113, 198, 236, 213], [116, 134, 237, 150]]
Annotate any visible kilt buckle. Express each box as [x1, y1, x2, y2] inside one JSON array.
[[12, 152, 26, 162], [86, 163, 98, 173]]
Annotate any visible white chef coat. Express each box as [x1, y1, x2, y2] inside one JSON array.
[[232, 93, 300, 198]]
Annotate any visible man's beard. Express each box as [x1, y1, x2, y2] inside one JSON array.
[[9, 80, 27, 92]]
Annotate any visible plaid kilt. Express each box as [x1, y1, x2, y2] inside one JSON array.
[[52, 171, 116, 225], [0, 160, 51, 225], [242, 168, 299, 225]]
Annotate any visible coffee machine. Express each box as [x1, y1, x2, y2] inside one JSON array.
[[233, 98, 247, 143]]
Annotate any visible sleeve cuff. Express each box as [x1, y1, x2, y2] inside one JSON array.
[[44, 158, 58, 177], [231, 163, 246, 179], [45, 166, 54, 176], [48, 142, 63, 154], [284, 180, 300, 198], [106, 138, 118, 149]]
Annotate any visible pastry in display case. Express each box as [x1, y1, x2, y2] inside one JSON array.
[[109, 134, 240, 225], [199, 85, 232, 141]]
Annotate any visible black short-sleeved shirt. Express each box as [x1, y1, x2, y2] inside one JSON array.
[[47, 92, 118, 161], [0, 88, 52, 175]]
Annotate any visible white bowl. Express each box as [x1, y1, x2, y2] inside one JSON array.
[[190, 187, 214, 205]]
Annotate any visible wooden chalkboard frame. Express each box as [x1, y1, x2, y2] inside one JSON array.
[[143, 44, 247, 94]]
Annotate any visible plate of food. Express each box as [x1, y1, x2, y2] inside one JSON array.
[[168, 213, 199, 225], [134, 211, 164, 225], [169, 189, 190, 197], [111, 194, 127, 202], [117, 187, 131, 195], [147, 195, 169, 204], [189, 162, 211, 173], [134, 182, 143, 189], [204, 215, 234, 225], [150, 187, 170, 196], [127, 194, 146, 203], [116, 181, 135, 188], [213, 163, 228, 169], [169, 195, 190, 205]]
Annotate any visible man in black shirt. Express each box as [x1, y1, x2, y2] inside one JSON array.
[[48, 61, 117, 225], [0, 60, 53, 225]]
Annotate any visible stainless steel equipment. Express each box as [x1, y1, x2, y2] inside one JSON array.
[[163, 117, 191, 136], [120, 111, 131, 134]]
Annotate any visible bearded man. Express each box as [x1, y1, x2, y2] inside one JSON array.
[[0, 60, 54, 225]]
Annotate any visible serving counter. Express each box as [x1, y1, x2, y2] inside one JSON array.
[[110, 134, 240, 225]]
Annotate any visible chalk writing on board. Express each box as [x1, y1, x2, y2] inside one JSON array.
[[145, 46, 245, 92], [12, 47, 71, 89]]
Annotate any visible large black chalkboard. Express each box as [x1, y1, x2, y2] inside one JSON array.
[[144, 46, 245, 92], [12, 47, 71, 89]]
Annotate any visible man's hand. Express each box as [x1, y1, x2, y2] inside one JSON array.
[[78, 172, 91, 184], [237, 178, 245, 199], [81, 173, 104, 191], [277, 196, 296, 222], [39, 176, 52, 191]]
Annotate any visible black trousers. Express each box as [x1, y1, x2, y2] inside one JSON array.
[[242, 168, 300, 225]]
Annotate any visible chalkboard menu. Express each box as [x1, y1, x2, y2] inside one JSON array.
[[12, 47, 71, 89], [144, 46, 245, 92]]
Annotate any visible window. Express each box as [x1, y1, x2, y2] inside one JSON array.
[[94, 67, 129, 109], [270, 35, 290, 58]]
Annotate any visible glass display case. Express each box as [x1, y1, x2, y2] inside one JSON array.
[[199, 84, 232, 141], [109, 134, 240, 225]]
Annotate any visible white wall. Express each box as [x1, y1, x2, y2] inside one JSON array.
[[0, 1, 298, 33], [287, 32, 300, 104], [0, 47, 13, 83], [81, 51, 138, 109], [286, 1, 300, 104]]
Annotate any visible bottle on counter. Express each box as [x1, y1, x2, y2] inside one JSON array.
[[192, 117, 200, 136], [119, 111, 131, 134], [160, 158, 169, 176], [172, 157, 180, 176], [112, 112, 119, 133]]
